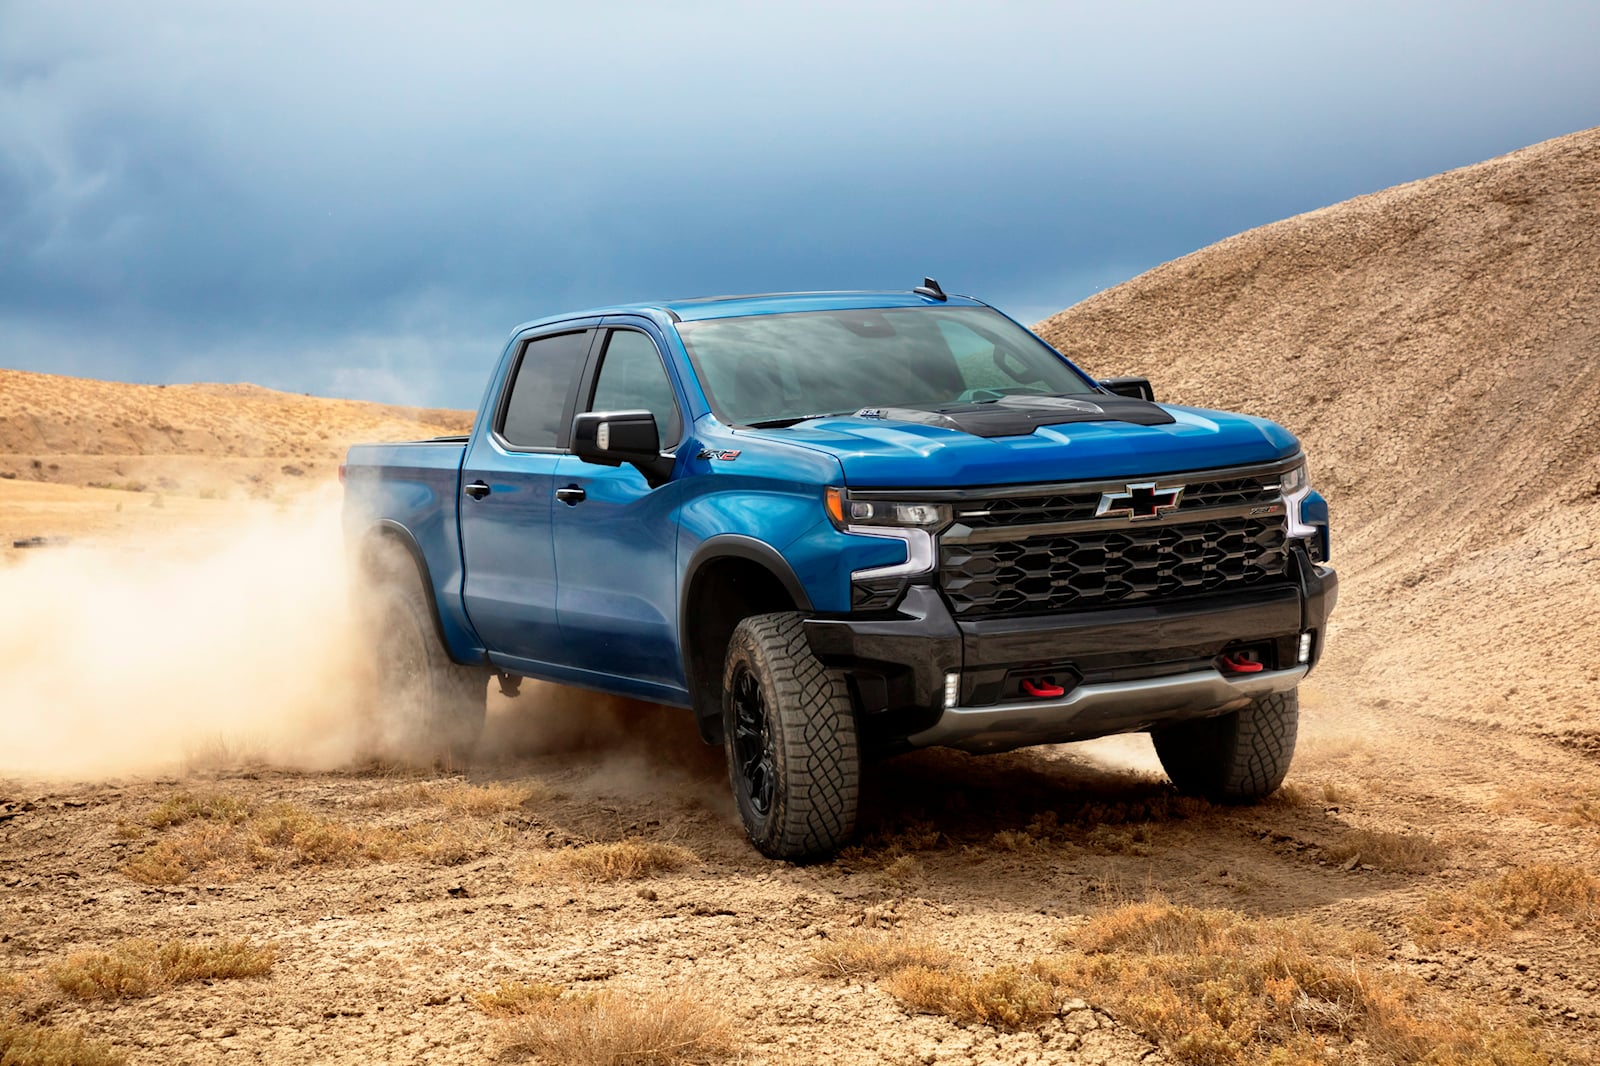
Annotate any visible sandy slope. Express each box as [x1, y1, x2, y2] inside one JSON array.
[[4, 131, 1600, 1064], [0, 370, 471, 498], [1036, 125, 1600, 748]]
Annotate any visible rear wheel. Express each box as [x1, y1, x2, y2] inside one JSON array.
[[722, 612, 859, 860], [1152, 689, 1299, 802], [361, 548, 487, 764]]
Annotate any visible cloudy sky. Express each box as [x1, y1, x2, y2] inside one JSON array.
[[2, 1, 1597, 408]]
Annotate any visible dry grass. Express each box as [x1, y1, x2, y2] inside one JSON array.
[[1323, 828, 1448, 872], [49, 938, 275, 1000], [123, 794, 509, 884], [473, 981, 564, 1017], [431, 781, 543, 814], [0, 1014, 124, 1066], [804, 899, 1582, 1062], [883, 965, 1058, 1031], [1041, 899, 1578, 1066], [496, 988, 736, 1065], [810, 934, 950, 979], [361, 780, 545, 813], [1410, 862, 1600, 947], [810, 934, 1058, 1032], [529, 840, 697, 883]]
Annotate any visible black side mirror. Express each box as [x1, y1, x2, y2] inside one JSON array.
[[1099, 376, 1155, 403], [571, 410, 672, 487]]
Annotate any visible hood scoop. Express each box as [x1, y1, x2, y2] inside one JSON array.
[[855, 393, 1175, 439]]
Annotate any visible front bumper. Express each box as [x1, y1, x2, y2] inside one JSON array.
[[804, 551, 1337, 753], [909, 664, 1305, 753]]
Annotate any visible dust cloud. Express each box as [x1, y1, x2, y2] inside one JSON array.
[[0, 488, 369, 780]]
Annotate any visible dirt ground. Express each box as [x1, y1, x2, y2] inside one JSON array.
[[3, 128, 1599, 1064]]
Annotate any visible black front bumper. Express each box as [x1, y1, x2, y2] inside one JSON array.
[[803, 550, 1337, 751]]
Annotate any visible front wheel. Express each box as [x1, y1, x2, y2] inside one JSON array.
[[1151, 689, 1299, 803], [722, 613, 859, 860]]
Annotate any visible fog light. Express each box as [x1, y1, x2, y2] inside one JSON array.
[[1297, 632, 1313, 664], [943, 672, 960, 709]]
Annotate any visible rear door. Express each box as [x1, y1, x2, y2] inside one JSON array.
[[551, 323, 689, 698], [459, 325, 596, 669]]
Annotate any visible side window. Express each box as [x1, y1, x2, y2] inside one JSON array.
[[588, 330, 682, 443], [499, 330, 592, 449]]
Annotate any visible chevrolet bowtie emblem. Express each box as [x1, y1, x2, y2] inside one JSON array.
[[1096, 482, 1184, 521]]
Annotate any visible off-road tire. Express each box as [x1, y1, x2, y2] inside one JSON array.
[[1152, 689, 1299, 803], [362, 551, 488, 764], [722, 612, 859, 860]]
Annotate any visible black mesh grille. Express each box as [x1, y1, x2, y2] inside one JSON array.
[[939, 516, 1291, 618], [953, 474, 1277, 528], [955, 492, 1100, 528], [1178, 477, 1277, 511]]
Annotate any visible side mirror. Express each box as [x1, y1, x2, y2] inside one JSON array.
[[1099, 376, 1155, 403], [571, 410, 672, 487]]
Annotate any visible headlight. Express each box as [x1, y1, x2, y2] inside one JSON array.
[[1278, 461, 1309, 497], [825, 488, 951, 530]]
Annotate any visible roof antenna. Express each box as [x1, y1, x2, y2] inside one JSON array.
[[913, 277, 947, 301]]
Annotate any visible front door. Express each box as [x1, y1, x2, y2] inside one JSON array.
[[551, 325, 689, 699], [459, 327, 595, 669]]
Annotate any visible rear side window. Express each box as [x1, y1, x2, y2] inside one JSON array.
[[499, 330, 591, 449], [588, 330, 682, 443]]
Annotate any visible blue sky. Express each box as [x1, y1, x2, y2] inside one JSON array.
[[2, 1, 1597, 408]]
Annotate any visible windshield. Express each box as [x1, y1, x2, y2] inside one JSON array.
[[677, 306, 1096, 426]]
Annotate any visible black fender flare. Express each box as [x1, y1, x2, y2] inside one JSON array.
[[678, 534, 814, 737]]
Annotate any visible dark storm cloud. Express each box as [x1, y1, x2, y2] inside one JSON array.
[[2, 0, 1598, 406]]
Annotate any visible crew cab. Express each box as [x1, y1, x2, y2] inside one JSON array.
[[343, 281, 1336, 859]]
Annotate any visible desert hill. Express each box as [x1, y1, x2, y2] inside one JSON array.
[[1037, 126, 1600, 747], [0, 369, 472, 497]]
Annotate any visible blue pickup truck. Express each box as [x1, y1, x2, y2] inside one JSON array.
[[343, 280, 1336, 859]]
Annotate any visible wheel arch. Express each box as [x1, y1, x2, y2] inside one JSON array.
[[357, 521, 472, 665], [680, 535, 813, 744]]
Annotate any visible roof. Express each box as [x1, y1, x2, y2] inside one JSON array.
[[508, 290, 988, 335]]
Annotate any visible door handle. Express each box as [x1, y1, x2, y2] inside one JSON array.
[[555, 485, 587, 506], [463, 481, 491, 500]]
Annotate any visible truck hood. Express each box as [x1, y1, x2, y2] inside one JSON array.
[[740, 404, 1300, 487]]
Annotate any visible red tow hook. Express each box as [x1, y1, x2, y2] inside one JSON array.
[[1220, 653, 1264, 674], [1021, 677, 1067, 698]]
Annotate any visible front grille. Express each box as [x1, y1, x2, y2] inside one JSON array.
[[940, 515, 1290, 618], [954, 473, 1278, 528]]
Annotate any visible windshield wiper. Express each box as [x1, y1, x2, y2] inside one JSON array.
[[745, 412, 851, 429]]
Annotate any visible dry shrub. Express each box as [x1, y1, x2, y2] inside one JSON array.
[[498, 989, 735, 1065], [1489, 862, 1600, 920], [146, 790, 253, 829], [1324, 828, 1447, 873], [473, 981, 564, 1017], [1044, 900, 1576, 1066], [530, 840, 697, 882], [883, 965, 1058, 1031], [1411, 862, 1600, 948], [50, 939, 274, 1001], [122, 798, 505, 884], [990, 829, 1042, 852], [881, 855, 922, 883], [810, 934, 950, 979], [0, 1014, 124, 1066], [1085, 822, 1156, 855]]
